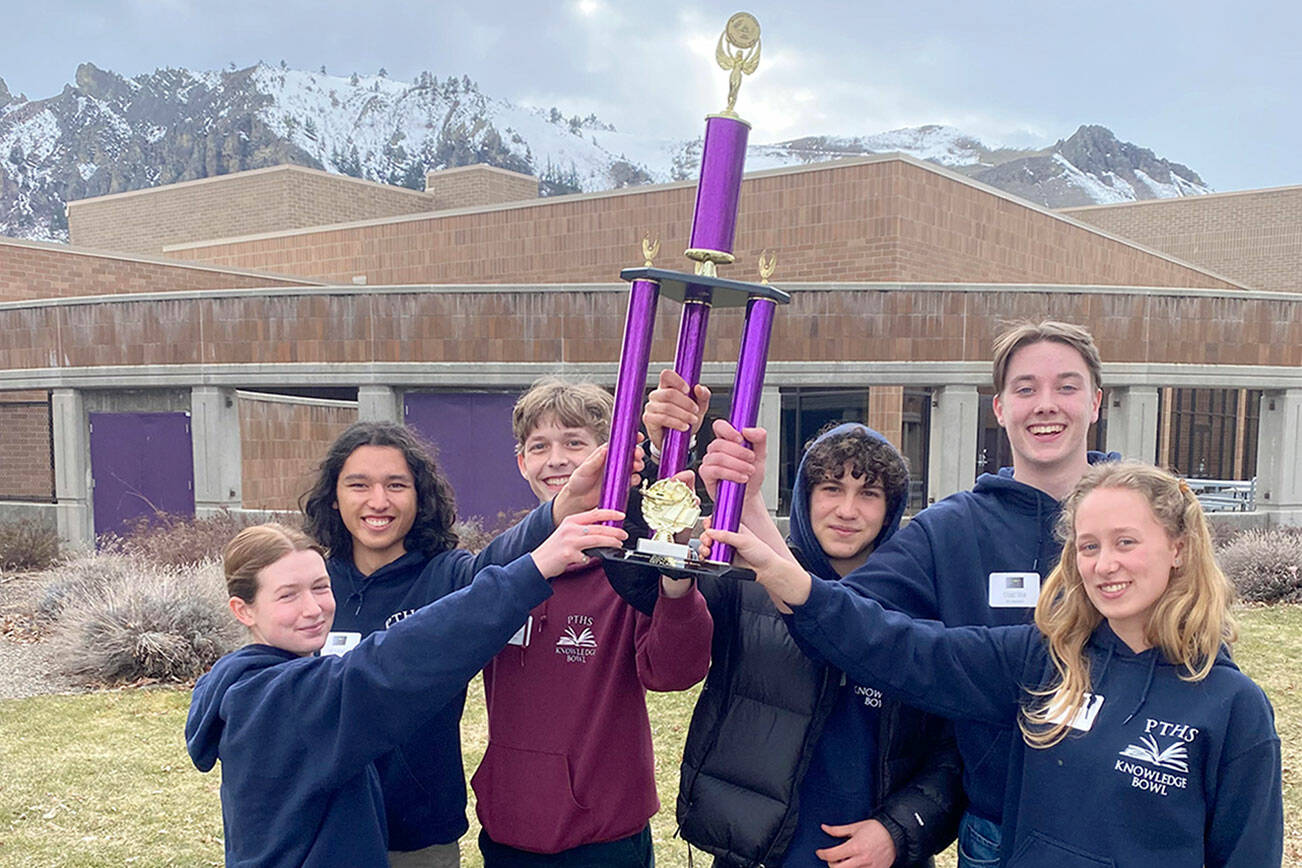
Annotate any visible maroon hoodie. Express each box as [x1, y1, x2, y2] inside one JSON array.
[[473, 562, 712, 853]]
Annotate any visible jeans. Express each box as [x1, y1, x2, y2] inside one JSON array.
[[388, 842, 460, 868], [956, 812, 1001, 867]]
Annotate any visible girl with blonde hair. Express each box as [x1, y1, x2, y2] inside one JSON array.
[[704, 461, 1282, 867]]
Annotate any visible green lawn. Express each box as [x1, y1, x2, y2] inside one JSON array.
[[2, 606, 1298, 866]]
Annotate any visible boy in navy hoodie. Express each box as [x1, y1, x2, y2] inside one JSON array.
[[660, 321, 1118, 867], [300, 420, 622, 867], [472, 378, 713, 867], [671, 422, 961, 866]]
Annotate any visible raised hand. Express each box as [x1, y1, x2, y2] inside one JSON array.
[[700, 523, 810, 610], [551, 441, 645, 522], [698, 418, 767, 503], [530, 508, 628, 578], [643, 368, 710, 451]]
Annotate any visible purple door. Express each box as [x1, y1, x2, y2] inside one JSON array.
[[89, 412, 196, 538], [404, 391, 535, 524]]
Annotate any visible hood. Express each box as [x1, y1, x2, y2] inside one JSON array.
[[185, 644, 298, 772], [328, 549, 429, 616], [1085, 621, 1238, 725], [984, 450, 1123, 511], [789, 423, 908, 581]]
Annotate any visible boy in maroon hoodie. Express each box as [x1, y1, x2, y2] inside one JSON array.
[[472, 378, 713, 867]]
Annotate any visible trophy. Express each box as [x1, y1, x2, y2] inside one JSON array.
[[593, 12, 790, 613]]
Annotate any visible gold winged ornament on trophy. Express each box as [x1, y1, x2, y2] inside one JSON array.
[[717, 12, 761, 117]]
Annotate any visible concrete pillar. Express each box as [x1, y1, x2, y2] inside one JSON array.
[[191, 386, 242, 515], [51, 388, 92, 548], [757, 385, 781, 514], [1104, 386, 1159, 463], [1255, 389, 1302, 525], [927, 385, 979, 504], [358, 385, 403, 422]]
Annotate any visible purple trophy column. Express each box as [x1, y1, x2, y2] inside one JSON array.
[[658, 296, 710, 477], [599, 278, 660, 525], [688, 116, 751, 255], [710, 297, 777, 563]]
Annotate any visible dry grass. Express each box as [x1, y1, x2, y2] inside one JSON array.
[[1, 606, 1297, 866]]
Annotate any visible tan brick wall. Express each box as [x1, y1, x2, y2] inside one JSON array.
[[0, 238, 318, 303], [425, 164, 538, 210], [237, 394, 356, 511], [867, 386, 904, 448], [167, 160, 1242, 292], [0, 391, 54, 501], [1062, 186, 1302, 293], [3, 286, 1297, 376], [68, 165, 439, 257]]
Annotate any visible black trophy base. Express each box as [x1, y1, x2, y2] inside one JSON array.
[[590, 545, 755, 616]]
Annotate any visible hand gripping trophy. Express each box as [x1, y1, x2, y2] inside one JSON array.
[[592, 12, 790, 613]]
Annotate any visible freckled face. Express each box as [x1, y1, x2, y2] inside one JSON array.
[[230, 549, 335, 656]]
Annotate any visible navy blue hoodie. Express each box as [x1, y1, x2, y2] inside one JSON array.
[[325, 501, 555, 850], [836, 453, 1117, 822], [788, 582, 1283, 867], [784, 423, 910, 861], [186, 555, 552, 868]]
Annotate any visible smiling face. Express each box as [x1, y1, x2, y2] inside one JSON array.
[[808, 463, 888, 576], [334, 444, 417, 574], [993, 339, 1102, 498], [516, 414, 602, 503], [229, 548, 335, 656], [1073, 486, 1183, 652]]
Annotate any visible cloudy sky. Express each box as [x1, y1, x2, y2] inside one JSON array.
[[3, 0, 1297, 192]]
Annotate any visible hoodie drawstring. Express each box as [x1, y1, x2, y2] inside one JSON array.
[[1121, 652, 1159, 726]]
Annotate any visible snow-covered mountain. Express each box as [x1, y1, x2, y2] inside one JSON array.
[[0, 62, 1211, 242]]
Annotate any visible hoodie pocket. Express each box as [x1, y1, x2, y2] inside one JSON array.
[[471, 742, 590, 852], [1008, 831, 1115, 868]]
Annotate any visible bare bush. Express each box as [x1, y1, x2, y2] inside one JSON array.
[[0, 519, 61, 572], [1217, 527, 1302, 604], [47, 553, 242, 685], [101, 511, 286, 568]]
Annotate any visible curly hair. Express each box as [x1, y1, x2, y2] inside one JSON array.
[[1020, 461, 1236, 749], [802, 425, 909, 518], [300, 421, 459, 561]]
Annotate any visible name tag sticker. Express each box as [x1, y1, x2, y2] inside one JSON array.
[[1046, 692, 1106, 732], [507, 615, 534, 647], [988, 571, 1041, 608], [321, 631, 361, 657]]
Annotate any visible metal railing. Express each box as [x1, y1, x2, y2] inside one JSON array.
[[1185, 477, 1256, 512]]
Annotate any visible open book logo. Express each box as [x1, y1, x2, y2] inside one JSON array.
[[1118, 735, 1190, 773], [557, 626, 597, 648]]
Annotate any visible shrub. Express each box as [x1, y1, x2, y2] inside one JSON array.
[[47, 553, 242, 685], [102, 510, 285, 568], [0, 519, 60, 572], [453, 507, 534, 554], [1217, 526, 1302, 604]]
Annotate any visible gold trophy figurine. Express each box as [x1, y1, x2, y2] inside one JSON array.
[[639, 477, 702, 556], [716, 12, 762, 117]]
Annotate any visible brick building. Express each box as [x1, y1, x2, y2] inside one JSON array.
[[2, 155, 1299, 544]]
